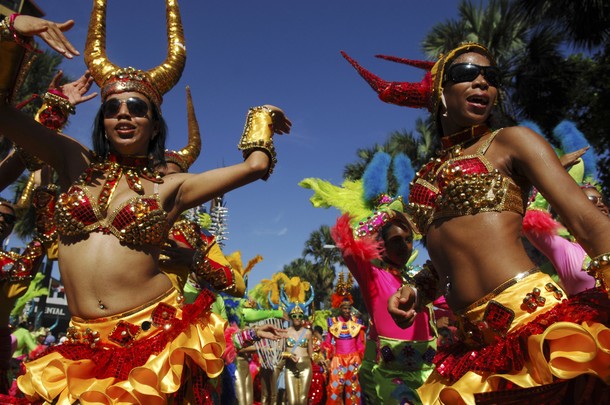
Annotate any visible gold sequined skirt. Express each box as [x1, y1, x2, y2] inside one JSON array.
[[418, 271, 610, 405], [17, 287, 226, 405]]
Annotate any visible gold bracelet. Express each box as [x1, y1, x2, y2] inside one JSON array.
[[238, 106, 277, 180], [586, 252, 610, 293], [42, 90, 75, 115]]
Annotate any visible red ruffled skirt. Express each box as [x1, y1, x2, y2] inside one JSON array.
[[17, 288, 226, 404], [418, 271, 610, 404]]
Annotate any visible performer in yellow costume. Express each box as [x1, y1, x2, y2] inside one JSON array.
[[344, 42, 610, 403], [0, 0, 291, 402]]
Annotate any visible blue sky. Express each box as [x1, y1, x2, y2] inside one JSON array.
[[4, 0, 465, 289]]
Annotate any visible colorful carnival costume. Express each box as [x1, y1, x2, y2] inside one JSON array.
[[324, 273, 365, 405], [301, 152, 443, 404], [521, 120, 602, 297], [309, 331, 331, 405], [279, 280, 314, 405], [0, 1, 236, 403], [342, 42, 610, 404]]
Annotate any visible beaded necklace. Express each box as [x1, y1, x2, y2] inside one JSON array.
[[77, 153, 163, 213], [439, 124, 490, 158]]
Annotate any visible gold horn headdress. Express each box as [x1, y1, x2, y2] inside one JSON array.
[[165, 86, 201, 172], [84, 0, 187, 107]]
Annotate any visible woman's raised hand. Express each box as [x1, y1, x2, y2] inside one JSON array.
[[50, 70, 98, 105], [263, 104, 292, 135], [12, 15, 79, 59]]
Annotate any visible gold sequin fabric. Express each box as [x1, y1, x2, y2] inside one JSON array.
[[55, 184, 169, 247], [408, 130, 527, 234]]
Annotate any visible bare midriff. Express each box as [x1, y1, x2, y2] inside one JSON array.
[[426, 210, 534, 311]]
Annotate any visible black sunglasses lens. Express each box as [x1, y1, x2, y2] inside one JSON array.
[[449, 64, 479, 83], [103, 98, 149, 118], [449, 64, 500, 87], [482, 67, 501, 87], [102, 99, 121, 118], [127, 98, 149, 117]]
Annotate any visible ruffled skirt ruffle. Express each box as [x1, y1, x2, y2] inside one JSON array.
[[419, 272, 610, 405], [17, 288, 226, 405]]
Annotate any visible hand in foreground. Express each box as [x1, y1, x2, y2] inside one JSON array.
[[160, 239, 196, 268], [559, 146, 589, 170], [254, 324, 287, 340], [387, 285, 417, 329], [263, 104, 292, 135], [50, 70, 97, 105], [12, 15, 79, 58]]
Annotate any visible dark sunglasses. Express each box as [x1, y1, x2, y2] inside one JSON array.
[[102, 97, 150, 118], [290, 313, 304, 320], [588, 195, 606, 205], [0, 212, 16, 226], [445, 63, 501, 87]]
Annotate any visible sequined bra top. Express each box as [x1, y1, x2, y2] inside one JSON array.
[[286, 336, 308, 348], [55, 183, 169, 247], [408, 130, 527, 234]]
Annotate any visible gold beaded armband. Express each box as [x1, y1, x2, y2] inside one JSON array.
[[238, 106, 277, 180], [0, 14, 37, 52], [403, 260, 441, 310], [35, 90, 75, 130], [585, 252, 610, 296]]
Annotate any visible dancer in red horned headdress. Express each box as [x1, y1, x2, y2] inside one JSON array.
[[343, 43, 610, 404]]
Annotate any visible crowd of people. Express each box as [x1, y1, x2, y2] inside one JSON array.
[[1, 1, 609, 404]]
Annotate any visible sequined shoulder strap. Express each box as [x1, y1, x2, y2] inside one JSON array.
[[476, 128, 503, 155]]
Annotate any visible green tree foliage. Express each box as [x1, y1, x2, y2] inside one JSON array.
[[516, 0, 610, 49]]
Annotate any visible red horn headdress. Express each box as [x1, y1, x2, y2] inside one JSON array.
[[341, 43, 495, 117], [340, 51, 434, 110]]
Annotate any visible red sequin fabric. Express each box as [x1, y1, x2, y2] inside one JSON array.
[[31, 289, 215, 381], [408, 130, 527, 234], [433, 288, 610, 384]]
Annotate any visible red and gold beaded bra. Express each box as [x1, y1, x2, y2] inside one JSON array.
[[55, 154, 169, 246], [408, 126, 527, 234], [78, 154, 162, 212]]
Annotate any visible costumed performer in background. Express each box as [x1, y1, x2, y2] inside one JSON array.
[[301, 151, 445, 404], [325, 272, 365, 405], [279, 280, 314, 405]]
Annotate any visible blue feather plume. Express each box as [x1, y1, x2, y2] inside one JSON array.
[[363, 151, 391, 203], [553, 120, 597, 179], [392, 153, 414, 202]]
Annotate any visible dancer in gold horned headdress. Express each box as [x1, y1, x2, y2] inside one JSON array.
[[0, 0, 291, 403]]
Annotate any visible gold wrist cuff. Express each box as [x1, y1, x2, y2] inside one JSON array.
[[42, 91, 76, 115], [238, 106, 277, 180], [586, 252, 610, 295]]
